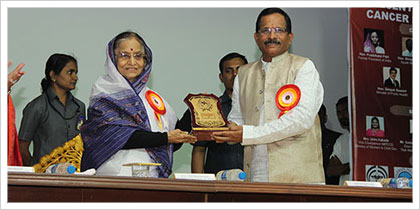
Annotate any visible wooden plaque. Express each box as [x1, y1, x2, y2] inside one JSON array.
[[184, 93, 229, 141]]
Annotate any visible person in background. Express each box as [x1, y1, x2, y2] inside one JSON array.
[[80, 31, 196, 177], [318, 104, 341, 185], [177, 52, 248, 174], [327, 96, 351, 185], [212, 8, 324, 184], [8, 61, 26, 166], [19, 53, 85, 166]]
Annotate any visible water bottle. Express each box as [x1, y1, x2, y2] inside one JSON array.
[[216, 169, 247, 181], [45, 163, 76, 175]]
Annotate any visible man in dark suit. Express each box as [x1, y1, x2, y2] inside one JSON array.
[[384, 67, 400, 88]]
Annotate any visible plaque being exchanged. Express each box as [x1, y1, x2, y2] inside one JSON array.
[[184, 93, 229, 141]]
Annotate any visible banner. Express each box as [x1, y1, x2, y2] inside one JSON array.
[[349, 8, 412, 181]]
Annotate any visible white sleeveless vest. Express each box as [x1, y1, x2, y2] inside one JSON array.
[[238, 52, 324, 183]]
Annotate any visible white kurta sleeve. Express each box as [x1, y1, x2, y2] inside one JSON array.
[[242, 60, 324, 145], [227, 76, 244, 125]]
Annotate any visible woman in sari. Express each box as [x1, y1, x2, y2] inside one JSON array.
[[363, 31, 385, 54], [8, 61, 25, 166], [363, 33, 375, 53], [81, 31, 196, 177]]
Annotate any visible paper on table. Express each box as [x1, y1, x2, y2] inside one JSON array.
[[174, 173, 216, 181], [344, 181, 383, 188], [122, 162, 162, 166], [74, 168, 96, 175], [8, 166, 35, 173]]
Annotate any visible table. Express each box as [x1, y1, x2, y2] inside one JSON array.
[[8, 172, 412, 202]]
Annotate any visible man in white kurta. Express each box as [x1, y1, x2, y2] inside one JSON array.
[[327, 96, 352, 185], [330, 131, 351, 185], [212, 8, 325, 184]]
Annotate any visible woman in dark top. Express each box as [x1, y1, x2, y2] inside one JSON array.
[[19, 53, 85, 166]]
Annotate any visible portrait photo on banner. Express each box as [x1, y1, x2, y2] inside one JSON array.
[[382, 66, 401, 88], [401, 36, 412, 57], [365, 115, 385, 138], [363, 28, 385, 54]]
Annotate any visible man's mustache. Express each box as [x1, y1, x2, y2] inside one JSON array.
[[264, 39, 281, 45]]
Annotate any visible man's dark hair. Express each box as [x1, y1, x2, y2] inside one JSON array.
[[219, 52, 248, 74], [336, 96, 348, 107], [255, 7, 292, 34], [389, 67, 397, 74], [318, 104, 326, 116], [318, 104, 327, 125], [405, 38, 412, 52]]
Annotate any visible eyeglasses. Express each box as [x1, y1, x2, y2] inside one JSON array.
[[259, 27, 288, 36], [117, 52, 146, 62]]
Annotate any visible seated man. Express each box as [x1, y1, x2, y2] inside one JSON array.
[[318, 104, 341, 185], [327, 97, 351, 185]]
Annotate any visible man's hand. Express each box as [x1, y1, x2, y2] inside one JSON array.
[[328, 155, 342, 166], [326, 155, 350, 177], [211, 121, 243, 144]]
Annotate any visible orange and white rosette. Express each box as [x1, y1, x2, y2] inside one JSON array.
[[145, 90, 166, 130], [275, 84, 301, 118]]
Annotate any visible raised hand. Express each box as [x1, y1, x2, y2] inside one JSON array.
[[8, 61, 26, 91]]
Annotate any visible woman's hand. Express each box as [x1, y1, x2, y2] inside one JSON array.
[[8, 61, 26, 91], [167, 129, 197, 144]]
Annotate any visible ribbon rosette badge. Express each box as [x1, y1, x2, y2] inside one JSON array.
[[275, 84, 301, 118], [145, 90, 166, 130]]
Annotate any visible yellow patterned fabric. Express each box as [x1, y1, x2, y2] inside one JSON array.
[[33, 134, 83, 173]]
